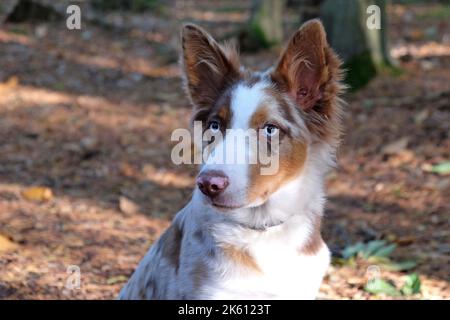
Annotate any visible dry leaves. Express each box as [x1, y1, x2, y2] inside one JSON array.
[[0, 1, 449, 300], [119, 196, 139, 215], [382, 137, 409, 155], [0, 234, 17, 253], [21, 187, 53, 202]]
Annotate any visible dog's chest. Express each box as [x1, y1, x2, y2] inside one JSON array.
[[207, 243, 331, 299]]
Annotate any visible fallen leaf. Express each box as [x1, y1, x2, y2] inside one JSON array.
[[396, 236, 415, 246], [365, 278, 401, 296], [363, 240, 389, 259], [0, 234, 18, 253], [119, 196, 139, 215], [372, 243, 397, 258], [382, 260, 418, 272], [382, 137, 409, 155], [21, 186, 53, 202], [0, 76, 19, 94], [431, 161, 450, 175], [408, 29, 424, 41], [389, 150, 415, 167], [401, 273, 421, 295], [414, 109, 429, 124], [106, 275, 128, 285]]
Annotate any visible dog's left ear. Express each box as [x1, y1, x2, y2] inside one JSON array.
[[272, 19, 340, 113]]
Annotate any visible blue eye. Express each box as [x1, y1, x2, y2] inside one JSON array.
[[264, 124, 278, 137], [209, 121, 220, 132]]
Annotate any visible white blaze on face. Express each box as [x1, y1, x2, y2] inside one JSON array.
[[200, 81, 268, 206], [230, 82, 267, 129]]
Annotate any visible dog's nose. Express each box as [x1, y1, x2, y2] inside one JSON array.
[[196, 170, 229, 199]]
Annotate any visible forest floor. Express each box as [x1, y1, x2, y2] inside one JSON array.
[[0, 1, 449, 299]]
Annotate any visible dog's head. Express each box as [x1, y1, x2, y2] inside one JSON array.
[[181, 20, 343, 211]]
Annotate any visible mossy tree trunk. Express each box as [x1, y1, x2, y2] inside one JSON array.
[[320, 0, 395, 90], [4, 0, 62, 23], [242, 0, 285, 51]]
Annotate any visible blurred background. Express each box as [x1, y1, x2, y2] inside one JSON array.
[[0, 0, 448, 299]]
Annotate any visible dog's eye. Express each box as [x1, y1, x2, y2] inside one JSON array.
[[263, 124, 278, 137], [208, 120, 221, 133]]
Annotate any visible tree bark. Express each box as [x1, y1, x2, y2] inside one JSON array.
[[241, 0, 285, 51], [4, 0, 62, 23], [320, 0, 395, 89]]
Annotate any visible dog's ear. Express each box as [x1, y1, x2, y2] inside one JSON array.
[[181, 24, 240, 110], [272, 19, 339, 113]]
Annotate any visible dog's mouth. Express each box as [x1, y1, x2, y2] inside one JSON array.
[[199, 192, 267, 211], [196, 187, 264, 211], [211, 202, 244, 210]]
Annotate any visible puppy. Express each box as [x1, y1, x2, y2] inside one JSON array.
[[119, 19, 344, 300]]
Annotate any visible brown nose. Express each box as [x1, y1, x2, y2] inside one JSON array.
[[196, 170, 229, 199]]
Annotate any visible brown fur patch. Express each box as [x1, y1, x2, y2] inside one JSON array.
[[248, 140, 307, 204], [242, 71, 263, 87], [298, 216, 324, 256], [217, 105, 231, 125], [264, 87, 297, 126], [271, 19, 344, 144], [214, 92, 233, 129], [249, 106, 270, 129], [195, 91, 234, 162], [247, 106, 308, 204], [222, 245, 262, 273], [192, 89, 233, 129]]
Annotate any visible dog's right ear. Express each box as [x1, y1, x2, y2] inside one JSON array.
[[181, 24, 240, 110]]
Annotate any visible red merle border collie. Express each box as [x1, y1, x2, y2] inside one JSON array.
[[119, 19, 345, 300]]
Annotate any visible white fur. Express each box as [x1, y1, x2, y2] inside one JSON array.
[[203, 145, 331, 299], [119, 81, 335, 300], [208, 245, 330, 299], [230, 82, 267, 129], [199, 82, 269, 208]]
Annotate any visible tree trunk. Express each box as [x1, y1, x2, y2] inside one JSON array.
[[320, 0, 395, 90], [241, 0, 285, 51], [4, 0, 62, 23]]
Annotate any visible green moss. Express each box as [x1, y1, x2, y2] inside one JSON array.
[[344, 51, 377, 91], [243, 4, 282, 52], [9, 26, 28, 35], [248, 21, 272, 49], [215, 5, 247, 13], [344, 50, 403, 91], [92, 0, 162, 12], [381, 64, 404, 77]]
